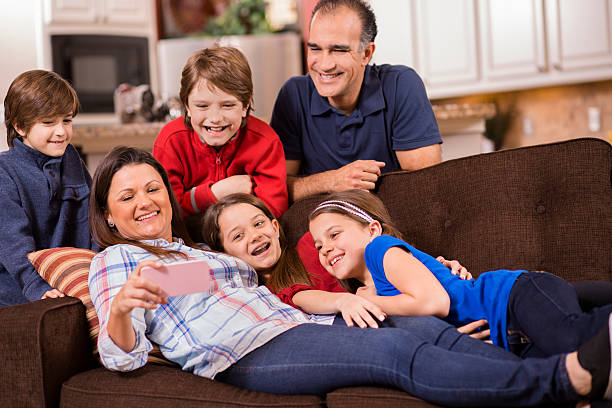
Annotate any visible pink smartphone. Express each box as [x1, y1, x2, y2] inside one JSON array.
[[141, 259, 211, 297]]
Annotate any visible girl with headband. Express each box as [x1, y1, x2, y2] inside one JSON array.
[[308, 189, 612, 362]]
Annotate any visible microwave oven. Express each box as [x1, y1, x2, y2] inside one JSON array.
[[51, 35, 150, 113]]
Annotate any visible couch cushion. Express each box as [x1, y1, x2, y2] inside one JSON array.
[[326, 386, 439, 408], [61, 365, 324, 407]]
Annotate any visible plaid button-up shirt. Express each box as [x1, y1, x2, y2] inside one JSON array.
[[89, 239, 334, 378]]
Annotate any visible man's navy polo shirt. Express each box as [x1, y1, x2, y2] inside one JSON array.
[[270, 64, 441, 176]]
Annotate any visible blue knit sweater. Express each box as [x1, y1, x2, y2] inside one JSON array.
[[0, 139, 98, 306]]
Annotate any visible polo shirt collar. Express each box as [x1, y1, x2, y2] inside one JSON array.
[[309, 65, 386, 117]]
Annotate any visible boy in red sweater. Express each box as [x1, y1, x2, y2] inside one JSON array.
[[153, 47, 288, 219]]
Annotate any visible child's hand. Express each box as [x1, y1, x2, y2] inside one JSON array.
[[436, 256, 473, 280], [456, 319, 491, 341], [41, 289, 65, 299], [210, 175, 253, 200], [336, 293, 386, 328], [356, 284, 377, 298]]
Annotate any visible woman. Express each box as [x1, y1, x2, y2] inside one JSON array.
[[88, 147, 609, 405]]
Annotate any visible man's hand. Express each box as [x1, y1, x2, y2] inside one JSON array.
[[287, 159, 385, 202], [457, 319, 491, 342], [437, 256, 473, 280], [330, 160, 386, 191], [210, 175, 253, 200]]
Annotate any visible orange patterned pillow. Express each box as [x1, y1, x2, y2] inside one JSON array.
[[28, 247, 174, 365]]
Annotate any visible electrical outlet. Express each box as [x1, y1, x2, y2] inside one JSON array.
[[522, 116, 533, 136], [588, 107, 601, 132]]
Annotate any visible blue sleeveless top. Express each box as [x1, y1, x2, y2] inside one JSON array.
[[365, 235, 524, 349]]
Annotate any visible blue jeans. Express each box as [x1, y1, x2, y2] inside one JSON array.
[[217, 315, 578, 406], [507, 272, 612, 357]]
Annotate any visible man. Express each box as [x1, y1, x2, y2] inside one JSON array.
[[270, 0, 441, 202]]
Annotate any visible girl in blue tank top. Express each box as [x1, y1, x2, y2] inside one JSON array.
[[308, 189, 612, 357]]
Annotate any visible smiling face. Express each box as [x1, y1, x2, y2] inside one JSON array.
[[17, 114, 73, 157], [309, 212, 380, 281], [217, 202, 282, 272], [307, 6, 374, 114], [185, 78, 248, 147], [105, 163, 173, 242]]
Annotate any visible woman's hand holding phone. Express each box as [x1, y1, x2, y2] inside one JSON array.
[[108, 260, 168, 352], [112, 260, 168, 316]]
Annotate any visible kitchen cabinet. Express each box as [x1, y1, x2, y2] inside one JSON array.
[[479, 0, 612, 78], [369, 1, 418, 70], [369, 0, 478, 87], [371, 0, 612, 98], [414, 0, 479, 87], [44, 0, 149, 26], [478, 0, 546, 79], [545, 0, 612, 72]]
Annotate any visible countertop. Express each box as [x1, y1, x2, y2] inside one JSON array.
[[72, 103, 496, 154], [432, 103, 496, 120]]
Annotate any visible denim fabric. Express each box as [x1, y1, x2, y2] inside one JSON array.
[[218, 316, 577, 406], [506, 272, 612, 358], [377, 315, 517, 360]]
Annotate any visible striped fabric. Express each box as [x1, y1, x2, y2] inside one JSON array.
[[28, 247, 174, 366], [89, 239, 333, 378], [28, 247, 99, 347]]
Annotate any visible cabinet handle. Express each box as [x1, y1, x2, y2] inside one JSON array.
[[553, 63, 562, 71], [537, 65, 546, 73]]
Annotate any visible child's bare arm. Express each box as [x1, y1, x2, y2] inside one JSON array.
[[362, 247, 450, 317], [292, 290, 386, 328]]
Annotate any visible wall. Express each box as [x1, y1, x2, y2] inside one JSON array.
[[0, 1, 43, 152], [432, 79, 612, 149]]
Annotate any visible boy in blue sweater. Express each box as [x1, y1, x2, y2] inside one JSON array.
[[0, 70, 98, 306]]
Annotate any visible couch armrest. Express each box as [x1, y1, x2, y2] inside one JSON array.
[[0, 297, 96, 408]]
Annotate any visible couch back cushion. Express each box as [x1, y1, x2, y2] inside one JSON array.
[[280, 138, 611, 282]]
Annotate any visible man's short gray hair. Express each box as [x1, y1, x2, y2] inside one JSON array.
[[311, 0, 378, 52]]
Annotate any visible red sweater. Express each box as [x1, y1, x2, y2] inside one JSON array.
[[275, 232, 346, 309], [153, 116, 288, 218]]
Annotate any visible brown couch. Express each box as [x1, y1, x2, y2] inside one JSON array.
[[1, 138, 610, 407]]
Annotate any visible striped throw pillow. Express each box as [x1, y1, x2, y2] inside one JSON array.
[[28, 247, 174, 366]]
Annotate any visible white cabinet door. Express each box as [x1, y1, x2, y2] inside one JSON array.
[[45, 0, 148, 26], [44, 0, 97, 24], [546, 0, 612, 71], [103, 0, 148, 26], [368, 0, 418, 71], [478, 0, 547, 79], [415, 0, 479, 86]]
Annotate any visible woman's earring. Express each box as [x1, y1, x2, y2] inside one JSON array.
[[108, 220, 115, 228]]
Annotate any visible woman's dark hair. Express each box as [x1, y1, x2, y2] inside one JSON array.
[[4, 70, 80, 148], [89, 146, 195, 259], [311, 0, 377, 51], [179, 46, 253, 129], [308, 189, 403, 293], [201, 193, 311, 292]]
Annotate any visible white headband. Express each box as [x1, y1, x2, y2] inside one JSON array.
[[312, 200, 374, 223]]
